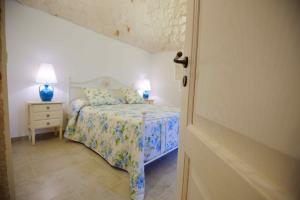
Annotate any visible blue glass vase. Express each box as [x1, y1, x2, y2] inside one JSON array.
[[39, 84, 54, 101]]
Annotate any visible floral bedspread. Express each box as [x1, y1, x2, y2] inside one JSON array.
[[64, 100, 180, 200]]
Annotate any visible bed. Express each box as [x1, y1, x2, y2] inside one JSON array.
[[64, 77, 180, 200]]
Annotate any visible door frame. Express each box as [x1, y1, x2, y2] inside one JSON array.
[[0, 1, 15, 199], [176, 0, 200, 199]]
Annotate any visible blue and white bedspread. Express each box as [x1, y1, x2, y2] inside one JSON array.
[[64, 100, 180, 200]]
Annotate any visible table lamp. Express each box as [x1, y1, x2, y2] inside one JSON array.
[[36, 63, 57, 101], [141, 79, 151, 100]]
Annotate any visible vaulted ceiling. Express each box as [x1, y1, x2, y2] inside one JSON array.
[[16, 0, 187, 53]]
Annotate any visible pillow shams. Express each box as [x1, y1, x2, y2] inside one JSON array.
[[84, 88, 117, 106], [121, 88, 144, 104], [109, 89, 126, 104]]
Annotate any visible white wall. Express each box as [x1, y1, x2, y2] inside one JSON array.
[[149, 51, 182, 107], [6, 0, 181, 138]]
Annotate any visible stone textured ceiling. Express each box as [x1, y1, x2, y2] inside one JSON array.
[[17, 0, 187, 53]]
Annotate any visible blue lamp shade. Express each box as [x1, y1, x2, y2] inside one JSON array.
[[36, 63, 57, 102]]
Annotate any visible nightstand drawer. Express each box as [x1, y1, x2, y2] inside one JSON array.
[[28, 101, 64, 145], [32, 104, 62, 112], [32, 119, 61, 128], [32, 111, 62, 121]]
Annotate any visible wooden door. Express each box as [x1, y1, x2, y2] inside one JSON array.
[[176, 0, 300, 200], [0, 0, 15, 199]]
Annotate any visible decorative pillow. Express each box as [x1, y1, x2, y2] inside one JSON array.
[[121, 88, 144, 104], [84, 88, 117, 106], [109, 89, 126, 104]]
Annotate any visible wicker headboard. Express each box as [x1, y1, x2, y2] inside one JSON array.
[[68, 76, 130, 102]]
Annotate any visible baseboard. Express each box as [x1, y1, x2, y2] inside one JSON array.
[[11, 132, 61, 143]]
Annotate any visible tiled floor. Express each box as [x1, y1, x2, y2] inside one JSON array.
[[12, 136, 178, 200]]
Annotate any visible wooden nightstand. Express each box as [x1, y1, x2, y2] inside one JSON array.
[[28, 101, 63, 145], [144, 99, 154, 104]]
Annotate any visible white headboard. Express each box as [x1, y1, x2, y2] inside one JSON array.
[[68, 76, 130, 102]]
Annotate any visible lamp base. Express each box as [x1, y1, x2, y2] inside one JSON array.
[[39, 84, 54, 101], [143, 91, 149, 100]]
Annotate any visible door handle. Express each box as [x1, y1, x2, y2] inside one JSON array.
[[174, 51, 188, 68]]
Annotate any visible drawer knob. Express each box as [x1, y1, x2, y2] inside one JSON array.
[[46, 114, 50, 118], [47, 122, 50, 125], [46, 106, 50, 110]]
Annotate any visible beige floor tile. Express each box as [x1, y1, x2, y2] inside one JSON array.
[[12, 137, 178, 200]]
